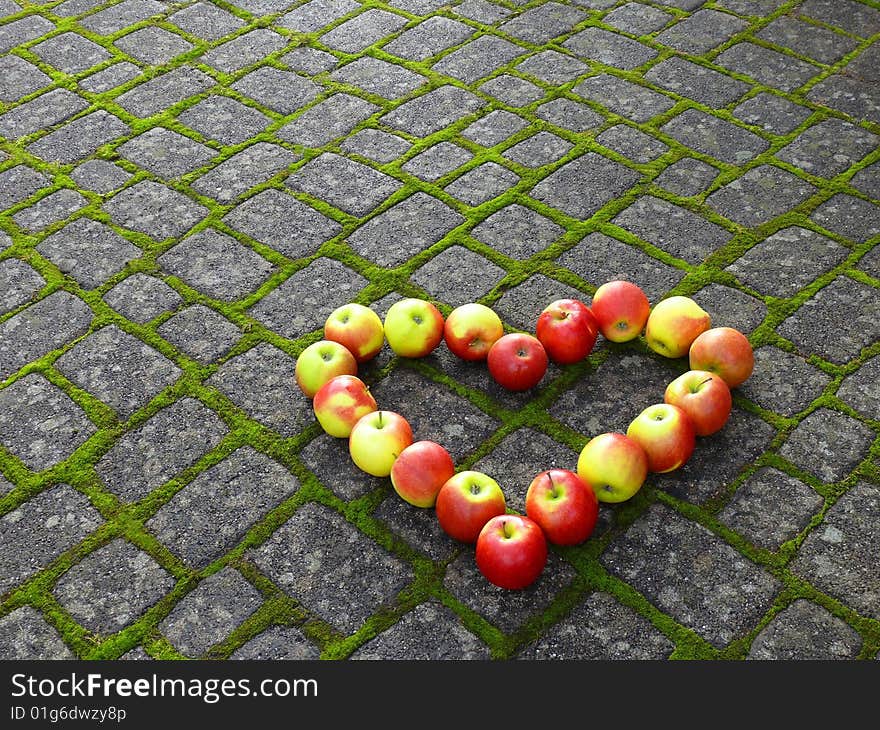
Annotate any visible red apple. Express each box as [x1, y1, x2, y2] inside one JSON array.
[[688, 326, 754, 388], [535, 298, 598, 365], [312, 374, 377, 438], [443, 302, 504, 361], [486, 333, 549, 391], [435, 470, 506, 543], [383, 298, 445, 358], [349, 410, 413, 477], [295, 339, 358, 399], [525, 469, 598, 546], [324, 302, 384, 363], [475, 514, 548, 590], [390, 440, 456, 508], [664, 370, 732, 437], [590, 280, 651, 343], [577, 432, 648, 503], [626, 403, 696, 473]]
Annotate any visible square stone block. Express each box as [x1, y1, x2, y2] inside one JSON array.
[[777, 275, 880, 365], [146, 446, 299, 568], [719, 467, 824, 552], [470, 203, 564, 259], [55, 325, 182, 419], [208, 343, 314, 437], [191, 143, 300, 204], [706, 165, 818, 227], [159, 229, 275, 302], [602, 502, 781, 648], [410, 245, 507, 306], [517, 591, 674, 659], [555, 232, 685, 302], [0, 292, 93, 380], [96, 397, 228, 502], [351, 602, 490, 659], [748, 599, 862, 659], [53, 538, 175, 635], [0, 607, 75, 660], [738, 345, 833, 417], [791, 481, 880, 620], [530, 153, 641, 220], [287, 153, 403, 217], [249, 502, 414, 635], [779, 408, 874, 483], [348, 192, 465, 268], [157, 305, 242, 364], [0, 484, 103, 594], [223, 189, 341, 259], [103, 274, 183, 325], [160, 568, 262, 657]]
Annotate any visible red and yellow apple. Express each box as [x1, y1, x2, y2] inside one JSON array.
[[324, 303, 384, 363], [664, 370, 732, 437], [383, 298, 445, 358], [435, 470, 506, 543], [476, 514, 548, 590], [486, 333, 549, 391], [443, 302, 504, 361], [348, 410, 413, 477], [312, 374, 377, 438], [688, 326, 754, 388], [576, 432, 648, 504], [590, 280, 651, 343], [644, 296, 711, 358], [295, 339, 358, 399], [390, 440, 455, 508], [525, 469, 598, 546], [626, 403, 696, 473], [535, 298, 598, 365]]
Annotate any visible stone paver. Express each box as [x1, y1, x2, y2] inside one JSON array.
[[1, 0, 878, 663]]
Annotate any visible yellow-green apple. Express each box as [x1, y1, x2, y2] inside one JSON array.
[[664, 370, 732, 437], [312, 374, 377, 438], [525, 469, 598, 546], [390, 440, 455, 508], [577, 432, 648, 504], [383, 298, 445, 358], [590, 280, 651, 343], [688, 326, 754, 388], [295, 339, 358, 398], [435, 470, 506, 543], [535, 298, 598, 364], [443, 302, 504, 361], [475, 514, 547, 590], [644, 296, 711, 358], [324, 303, 384, 363], [348, 410, 413, 477], [487, 333, 548, 391], [626, 403, 696, 473]]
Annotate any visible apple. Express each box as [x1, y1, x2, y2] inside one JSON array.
[[443, 302, 504, 361], [349, 410, 413, 477], [590, 280, 651, 343], [383, 298, 445, 358], [312, 374, 377, 438], [576, 432, 648, 504], [324, 302, 384, 363], [644, 296, 711, 359], [435, 470, 507, 543], [486, 333, 549, 391], [525, 469, 598, 546], [664, 370, 732, 437], [535, 298, 598, 365], [689, 326, 754, 388], [390, 440, 455, 508], [626, 403, 696, 473], [475, 514, 548, 590], [295, 339, 358, 399]]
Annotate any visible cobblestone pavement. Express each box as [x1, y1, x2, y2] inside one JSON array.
[[0, 0, 878, 662]]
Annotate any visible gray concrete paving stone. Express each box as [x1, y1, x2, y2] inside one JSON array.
[[748, 599, 862, 660], [103, 274, 184, 324]]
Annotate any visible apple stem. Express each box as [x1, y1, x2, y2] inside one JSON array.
[[377, 411, 383, 428], [502, 520, 512, 539], [547, 472, 559, 499], [700, 377, 714, 387]]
